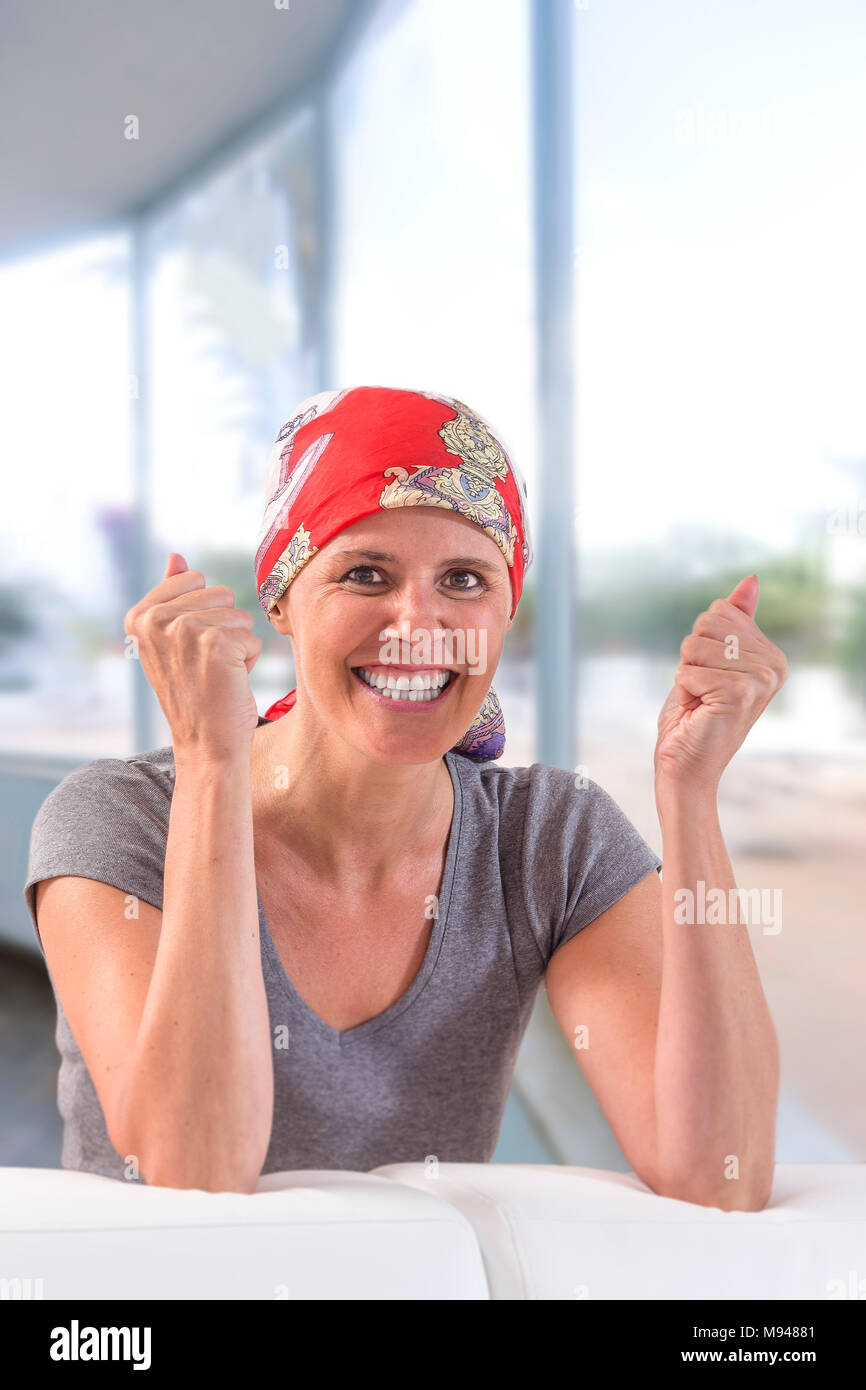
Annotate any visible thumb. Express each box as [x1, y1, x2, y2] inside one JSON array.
[[163, 551, 188, 580], [725, 572, 759, 619]]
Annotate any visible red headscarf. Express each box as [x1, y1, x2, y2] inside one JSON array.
[[254, 385, 532, 760]]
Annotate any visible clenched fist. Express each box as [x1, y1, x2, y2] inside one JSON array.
[[124, 552, 262, 765], [654, 573, 789, 795]]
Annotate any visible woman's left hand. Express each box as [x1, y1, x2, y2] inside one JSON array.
[[654, 573, 789, 794]]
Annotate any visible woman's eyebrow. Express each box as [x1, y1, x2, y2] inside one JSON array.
[[331, 548, 400, 563], [331, 548, 501, 573]]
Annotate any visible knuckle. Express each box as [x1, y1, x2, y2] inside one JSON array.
[[759, 665, 777, 692]]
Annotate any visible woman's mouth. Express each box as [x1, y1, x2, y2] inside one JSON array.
[[351, 666, 456, 705]]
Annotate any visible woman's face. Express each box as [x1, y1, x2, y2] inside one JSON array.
[[268, 507, 514, 764]]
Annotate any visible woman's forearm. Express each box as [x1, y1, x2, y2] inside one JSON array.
[[652, 782, 779, 1210], [116, 754, 273, 1191]]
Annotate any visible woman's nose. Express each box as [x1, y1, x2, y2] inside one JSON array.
[[376, 584, 489, 672], [381, 580, 450, 635]]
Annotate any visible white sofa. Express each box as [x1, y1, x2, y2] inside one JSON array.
[[1, 1163, 863, 1300]]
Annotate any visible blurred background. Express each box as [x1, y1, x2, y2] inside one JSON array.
[[1, 0, 864, 1171]]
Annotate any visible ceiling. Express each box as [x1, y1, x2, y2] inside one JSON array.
[[0, 0, 369, 261]]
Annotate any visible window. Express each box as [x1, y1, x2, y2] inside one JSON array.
[[143, 105, 322, 746], [574, 0, 866, 1161], [0, 234, 133, 759]]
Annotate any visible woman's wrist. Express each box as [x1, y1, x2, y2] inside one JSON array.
[[654, 771, 720, 830], [172, 742, 253, 780]]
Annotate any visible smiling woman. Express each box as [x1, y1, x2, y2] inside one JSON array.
[[23, 384, 672, 1194], [260, 505, 512, 768], [254, 386, 533, 761]]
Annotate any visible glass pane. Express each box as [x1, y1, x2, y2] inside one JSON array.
[[330, 0, 537, 766], [0, 235, 134, 760], [144, 105, 321, 744], [575, 0, 866, 1161]]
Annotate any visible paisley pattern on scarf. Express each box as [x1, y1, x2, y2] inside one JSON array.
[[377, 401, 520, 567], [257, 523, 318, 608], [452, 689, 506, 762]]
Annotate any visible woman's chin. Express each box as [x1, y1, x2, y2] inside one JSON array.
[[346, 710, 470, 764], [351, 727, 461, 765]]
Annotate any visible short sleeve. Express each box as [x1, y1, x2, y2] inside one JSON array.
[[519, 763, 662, 964], [23, 758, 170, 957]]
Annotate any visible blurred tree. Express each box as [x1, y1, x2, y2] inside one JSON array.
[[0, 580, 35, 688], [192, 548, 284, 652], [578, 541, 832, 663], [838, 584, 866, 702], [506, 577, 535, 661], [0, 582, 32, 652]]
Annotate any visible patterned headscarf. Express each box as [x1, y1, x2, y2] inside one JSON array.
[[254, 385, 532, 761]]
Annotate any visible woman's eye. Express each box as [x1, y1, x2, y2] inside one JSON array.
[[445, 571, 483, 591], [342, 567, 383, 586]]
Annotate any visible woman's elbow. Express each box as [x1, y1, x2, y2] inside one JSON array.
[[109, 1108, 262, 1193], [135, 1145, 261, 1193], [645, 1170, 775, 1212]]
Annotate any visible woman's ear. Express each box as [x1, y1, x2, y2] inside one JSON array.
[[268, 597, 293, 637]]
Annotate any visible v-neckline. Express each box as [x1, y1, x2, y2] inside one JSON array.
[[256, 750, 465, 1046]]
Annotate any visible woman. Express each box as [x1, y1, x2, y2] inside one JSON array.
[[25, 385, 786, 1207]]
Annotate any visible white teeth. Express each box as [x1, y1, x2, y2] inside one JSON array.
[[355, 668, 453, 701]]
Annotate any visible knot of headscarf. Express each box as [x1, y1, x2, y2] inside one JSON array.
[[253, 385, 533, 761]]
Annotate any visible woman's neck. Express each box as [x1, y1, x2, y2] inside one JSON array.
[[249, 708, 454, 881]]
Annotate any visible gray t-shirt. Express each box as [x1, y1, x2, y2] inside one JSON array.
[[23, 718, 662, 1183]]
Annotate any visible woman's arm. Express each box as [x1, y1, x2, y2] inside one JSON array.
[[546, 844, 778, 1210], [651, 783, 779, 1208], [35, 550, 276, 1193], [114, 552, 269, 1190], [546, 573, 786, 1210], [113, 752, 273, 1192], [38, 749, 273, 1192], [650, 572, 786, 1206]]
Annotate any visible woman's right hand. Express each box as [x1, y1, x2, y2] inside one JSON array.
[[124, 552, 263, 764]]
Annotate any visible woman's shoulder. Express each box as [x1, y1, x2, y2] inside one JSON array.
[[449, 752, 613, 822], [451, 753, 662, 961], [33, 743, 176, 828], [450, 752, 661, 879], [24, 744, 176, 952]]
